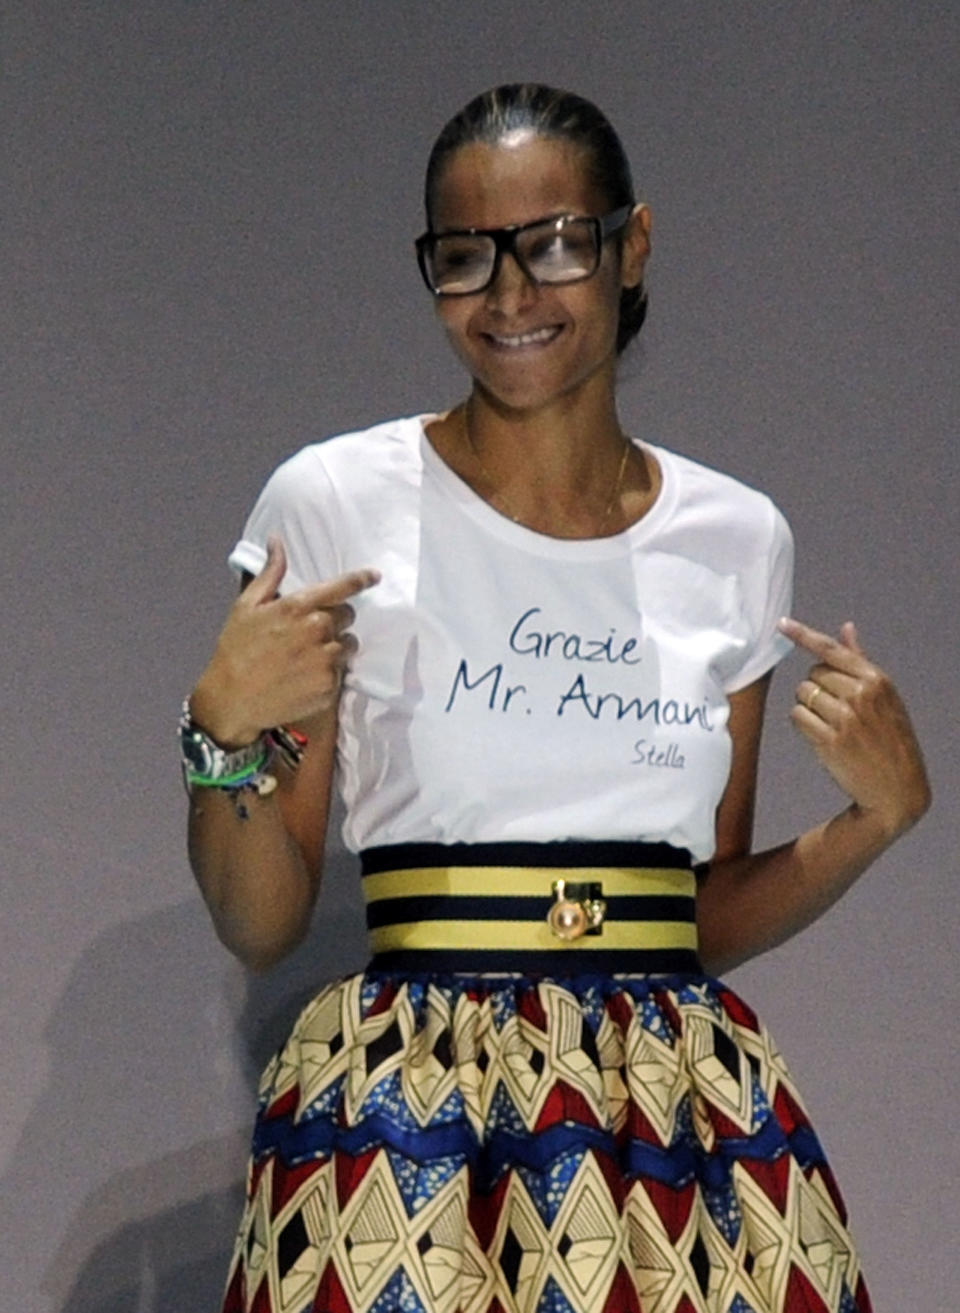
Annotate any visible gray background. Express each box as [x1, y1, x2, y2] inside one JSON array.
[[2, 2, 957, 1309]]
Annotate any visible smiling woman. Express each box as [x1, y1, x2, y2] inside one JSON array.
[[185, 83, 929, 1313], [424, 133, 649, 431]]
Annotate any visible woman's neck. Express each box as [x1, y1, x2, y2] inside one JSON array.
[[426, 389, 659, 539]]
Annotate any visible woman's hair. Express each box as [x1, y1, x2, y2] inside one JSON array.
[[424, 83, 648, 353]]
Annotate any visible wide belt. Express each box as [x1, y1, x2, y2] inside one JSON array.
[[361, 841, 701, 975]]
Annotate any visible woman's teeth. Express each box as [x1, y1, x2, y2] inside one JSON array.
[[488, 326, 561, 348]]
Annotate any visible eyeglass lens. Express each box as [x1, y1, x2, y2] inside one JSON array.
[[426, 217, 599, 295]]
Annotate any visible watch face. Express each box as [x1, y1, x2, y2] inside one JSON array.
[[180, 726, 214, 776]]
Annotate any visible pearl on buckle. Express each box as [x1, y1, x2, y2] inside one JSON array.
[[547, 879, 606, 941]]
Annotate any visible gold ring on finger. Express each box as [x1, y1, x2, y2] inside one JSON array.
[[806, 685, 823, 712]]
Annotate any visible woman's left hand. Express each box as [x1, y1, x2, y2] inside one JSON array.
[[778, 617, 931, 840]]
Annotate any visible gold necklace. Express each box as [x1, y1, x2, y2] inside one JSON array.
[[460, 406, 633, 537]]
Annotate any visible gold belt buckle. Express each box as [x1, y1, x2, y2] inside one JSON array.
[[547, 879, 606, 941]]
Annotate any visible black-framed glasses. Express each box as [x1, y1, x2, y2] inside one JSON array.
[[415, 205, 633, 297]]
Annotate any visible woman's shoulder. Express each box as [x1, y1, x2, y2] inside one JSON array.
[[266, 414, 426, 488], [646, 441, 792, 558], [650, 441, 781, 510], [231, 415, 430, 582]]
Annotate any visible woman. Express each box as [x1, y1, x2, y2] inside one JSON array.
[[185, 85, 929, 1313]]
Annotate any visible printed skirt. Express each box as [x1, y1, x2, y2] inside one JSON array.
[[221, 843, 872, 1313]]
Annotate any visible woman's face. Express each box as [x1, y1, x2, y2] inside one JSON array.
[[428, 131, 650, 415]]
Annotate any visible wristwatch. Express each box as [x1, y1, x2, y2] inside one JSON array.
[[178, 699, 268, 786]]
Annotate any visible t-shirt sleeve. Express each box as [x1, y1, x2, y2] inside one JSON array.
[[227, 447, 342, 593], [724, 501, 795, 693]]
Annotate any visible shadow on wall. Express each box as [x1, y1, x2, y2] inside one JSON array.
[[2, 845, 366, 1313], [48, 1140, 249, 1313]]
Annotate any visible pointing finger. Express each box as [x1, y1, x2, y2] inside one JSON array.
[[293, 568, 381, 611], [777, 616, 867, 676]]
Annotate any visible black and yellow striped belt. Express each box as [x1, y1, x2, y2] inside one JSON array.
[[361, 841, 701, 974]]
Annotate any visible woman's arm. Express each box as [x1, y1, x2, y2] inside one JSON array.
[[187, 707, 339, 971], [186, 538, 379, 971], [697, 618, 931, 975]]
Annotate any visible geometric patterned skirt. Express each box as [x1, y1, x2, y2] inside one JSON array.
[[221, 845, 872, 1313]]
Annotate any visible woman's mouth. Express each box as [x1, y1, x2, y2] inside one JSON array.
[[483, 325, 564, 350]]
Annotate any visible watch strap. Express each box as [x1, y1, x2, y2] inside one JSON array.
[[179, 699, 270, 787]]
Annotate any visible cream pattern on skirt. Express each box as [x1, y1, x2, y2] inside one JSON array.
[[222, 971, 871, 1313]]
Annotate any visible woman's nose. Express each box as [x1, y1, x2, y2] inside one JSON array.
[[484, 251, 538, 314]]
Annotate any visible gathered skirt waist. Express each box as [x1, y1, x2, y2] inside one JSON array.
[[360, 839, 702, 974]]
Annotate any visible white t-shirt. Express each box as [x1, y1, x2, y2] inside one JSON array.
[[229, 415, 793, 863]]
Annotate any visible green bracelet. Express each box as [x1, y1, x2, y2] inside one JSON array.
[[184, 750, 271, 790]]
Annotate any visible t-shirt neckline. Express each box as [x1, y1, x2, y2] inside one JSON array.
[[415, 414, 677, 560]]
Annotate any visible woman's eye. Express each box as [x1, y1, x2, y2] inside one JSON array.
[[527, 235, 567, 265], [436, 242, 485, 271]]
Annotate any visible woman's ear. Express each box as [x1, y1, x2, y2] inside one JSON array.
[[621, 203, 652, 289]]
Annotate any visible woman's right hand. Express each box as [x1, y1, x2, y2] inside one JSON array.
[[189, 536, 380, 748]]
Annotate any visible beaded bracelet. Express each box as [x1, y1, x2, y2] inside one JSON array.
[[180, 702, 307, 820], [188, 754, 278, 819]]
